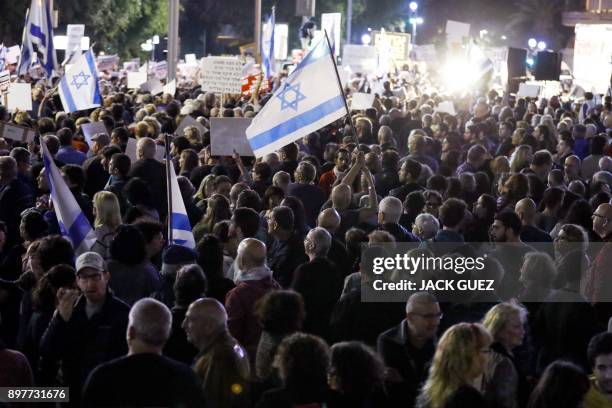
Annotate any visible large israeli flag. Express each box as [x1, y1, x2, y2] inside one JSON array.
[[246, 36, 347, 158], [58, 49, 102, 113], [261, 7, 275, 79], [21, 0, 57, 77], [41, 140, 96, 255], [167, 158, 196, 249]]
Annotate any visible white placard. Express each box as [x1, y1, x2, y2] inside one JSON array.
[[415, 44, 437, 63], [127, 71, 147, 89], [140, 78, 164, 95], [573, 24, 612, 94], [163, 79, 176, 96], [123, 61, 139, 72], [97, 54, 119, 71], [0, 70, 10, 95], [176, 114, 207, 137], [435, 101, 456, 116], [200, 57, 243, 94], [517, 83, 540, 98], [6, 83, 32, 112], [81, 122, 107, 147], [64, 24, 85, 64], [0, 122, 36, 143], [6, 46, 21, 65], [342, 44, 377, 74], [351, 93, 375, 110], [446, 20, 471, 42], [321, 13, 341, 57], [210, 118, 254, 156], [185, 54, 197, 64]]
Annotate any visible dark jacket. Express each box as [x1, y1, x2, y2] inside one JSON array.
[[39, 291, 129, 399], [291, 257, 343, 341], [82, 353, 204, 407], [286, 182, 326, 227], [82, 155, 109, 198], [267, 234, 308, 288], [128, 158, 167, 217], [0, 178, 34, 248], [378, 320, 436, 407], [163, 306, 199, 366], [107, 260, 161, 306]]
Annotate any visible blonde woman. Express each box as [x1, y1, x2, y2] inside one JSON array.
[[480, 302, 528, 408], [194, 174, 216, 211], [192, 194, 231, 243], [90, 191, 122, 259], [417, 323, 492, 408], [509, 145, 533, 173]]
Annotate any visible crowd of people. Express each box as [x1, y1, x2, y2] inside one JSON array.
[[0, 63, 610, 408]]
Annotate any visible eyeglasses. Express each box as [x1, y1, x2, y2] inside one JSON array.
[[592, 213, 609, 222]]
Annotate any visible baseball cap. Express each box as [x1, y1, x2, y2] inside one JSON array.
[[75, 251, 105, 274], [92, 133, 111, 146]]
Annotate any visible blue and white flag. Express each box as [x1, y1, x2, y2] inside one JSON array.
[[261, 7, 275, 79], [17, 8, 33, 77], [0, 45, 6, 72], [20, 0, 57, 77], [167, 157, 196, 249], [58, 49, 102, 113], [246, 36, 347, 158], [41, 140, 96, 255]]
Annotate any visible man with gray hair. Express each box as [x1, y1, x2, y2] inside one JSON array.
[[82, 298, 203, 407], [412, 213, 440, 241], [287, 161, 326, 227], [128, 137, 167, 217], [378, 196, 420, 242], [377, 292, 440, 406], [292, 226, 343, 341]]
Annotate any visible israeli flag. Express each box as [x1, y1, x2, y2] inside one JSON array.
[[58, 49, 102, 113], [261, 7, 275, 79], [41, 140, 96, 255], [22, 0, 57, 77], [167, 157, 196, 249], [246, 36, 347, 158], [17, 8, 33, 77]]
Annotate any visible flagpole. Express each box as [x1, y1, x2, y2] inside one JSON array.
[[323, 30, 360, 147], [15, 8, 30, 82], [165, 134, 173, 243]]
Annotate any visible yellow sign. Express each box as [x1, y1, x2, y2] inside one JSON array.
[[372, 31, 411, 61]]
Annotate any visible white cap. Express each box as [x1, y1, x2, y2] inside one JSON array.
[[75, 252, 105, 274]]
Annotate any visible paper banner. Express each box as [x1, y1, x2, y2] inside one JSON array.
[[210, 118, 254, 156]]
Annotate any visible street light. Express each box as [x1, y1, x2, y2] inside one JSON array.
[[528, 38, 537, 48], [361, 33, 371, 45], [537, 41, 546, 51], [409, 1, 418, 11]]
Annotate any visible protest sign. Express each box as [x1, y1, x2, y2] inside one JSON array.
[[435, 101, 456, 116], [81, 122, 107, 147], [150, 61, 167, 79], [176, 114, 207, 137], [342, 45, 377, 74], [97, 55, 119, 71], [210, 118, 254, 156], [414, 44, 438, 63], [6, 83, 32, 111], [446, 20, 471, 44], [64, 24, 85, 64], [185, 54, 197, 64], [127, 71, 147, 89], [372, 31, 411, 62], [163, 79, 176, 96], [6, 46, 20, 65], [0, 70, 10, 95], [123, 60, 139, 72], [0, 121, 36, 143], [350, 92, 375, 110], [200, 57, 243, 94], [140, 78, 164, 95], [517, 83, 540, 98]]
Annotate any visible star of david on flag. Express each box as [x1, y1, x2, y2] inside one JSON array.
[[245, 34, 348, 158], [70, 71, 91, 89], [58, 49, 101, 113], [276, 82, 307, 111]]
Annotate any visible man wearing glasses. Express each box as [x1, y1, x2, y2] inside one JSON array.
[[585, 204, 612, 304], [40, 252, 129, 406], [377, 292, 441, 407]]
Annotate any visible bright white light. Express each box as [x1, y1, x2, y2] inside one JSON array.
[[528, 38, 537, 48], [409, 17, 416, 24], [409, 2, 418, 11], [153, 35, 160, 45], [441, 59, 478, 92], [53, 35, 90, 51], [481, 29, 488, 35], [526, 57, 534, 66], [416, 17, 424, 24], [141, 42, 153, 52], [537, 41, 546, 51], [361, 33, 371, 45], [501, 35, 507, 40]]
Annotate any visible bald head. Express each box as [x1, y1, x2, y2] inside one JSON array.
[[515, 198, 537, 225], [189, 298, 227, 328], [317, 208, 341, 234], [183, 298, 228, 350], [331, 184, 352, 210], [137, 137, 156, 159], [237, 238, 267, 270]]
